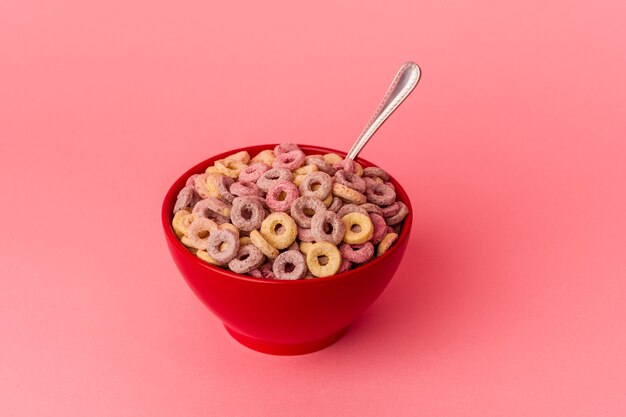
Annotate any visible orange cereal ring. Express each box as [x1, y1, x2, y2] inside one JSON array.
[[259, 212, 297, 250], [342, 212, 374, 244], [376, 232, 399, 257], [205, 166, 219, 175], [250, 149, 276, 166], [239, 236, 252, 246], [196, 249, 220, 265], [305, 242, 342, 277], [333, 183, 367, 204], [249, 229, 279, 259], [224, 150, 250, 164], [205, 174, 224, 199], [215, 158, 247, 178]]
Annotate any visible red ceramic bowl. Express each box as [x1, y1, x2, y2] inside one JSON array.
[[162, 144, 412, 355]]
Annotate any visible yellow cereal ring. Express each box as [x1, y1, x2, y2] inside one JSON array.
[[376, 232, 399, 257], [215, 159, 247, 178], [196, 249, 220, 265], [260, 212, 297, 250], [205, 166, 219, 174], [293, 174, 306, 187], [323, 193, 333, 207], [306, 242, 342, 277], [205, 173, 223, 198], [293, 164, 318, 176], [299, 241, 314, 255], [250, 149, 275, 166], [239, 236, 252, 246], [225, 150, 250, 164], [333, 183, 367, 204], [249, 229, 279, 258], [323, 153, 343, 166], [172, 209, 195, 238], [342, 212, 374, 244], [355, 162, 363, 177]]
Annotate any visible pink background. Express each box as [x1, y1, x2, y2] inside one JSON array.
[[1, 0, 625, 415]]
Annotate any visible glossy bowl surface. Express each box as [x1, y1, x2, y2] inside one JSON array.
[[162, 144, 412, 355]]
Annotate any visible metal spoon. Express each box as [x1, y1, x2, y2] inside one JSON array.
[[346, 62, 421, 160]]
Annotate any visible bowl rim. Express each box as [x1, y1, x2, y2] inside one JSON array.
[[162, 144, 413, 286]]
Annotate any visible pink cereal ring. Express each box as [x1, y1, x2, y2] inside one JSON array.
[[337, 258, 353, 273], [336, 203, 369, 219], [185, 174, 199, 187], [310, 210, 345, 245], [328, 196, 343, 212], [228, 244, 265, 274], [193, 173, 211, 199], [340, 241, 374, 263], [266, 180, 299, 212], [333, 158, 358, 174], [173, 186, 200, 214], [290, 196, 326, 228], [359, 203, 383, 215], [334, 170, 367, 193], [185, 217, 218, 250], [216, 175, 235, 203], [259, 261, 275, 278], [274, 143, 301, 155], [305, 156, 337, 176], [272, 250, 307, 280], [365, 183, 397, 206], [385, 201, 408, 225], [230, 181, 263, 197], [248, 269, 263, 278], [369, 213, 388, 244], [238, 162, 270, 182], [230, 196, 266, 232], [298, 171, 332, 200], [379, 201, 401, 218], [192, 198, 231, 224], [297, 226, 315, 242], [362, 167, 390, 181], [272, 150, 306, 171], [256, 168, 293, 193], [206, 229, 240, 265]]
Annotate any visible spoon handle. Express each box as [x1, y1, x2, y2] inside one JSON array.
[[346, 62, 421, 160]]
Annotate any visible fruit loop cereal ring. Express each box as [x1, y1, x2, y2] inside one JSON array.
[[249, 229, 279, 259], [299, 241, 314, 254], [224, 150, 250, 164], [362, 167, 390, 182], [365, 183, 396, 206], [215, 158, 247, 178], [259, 261, 275, 278], [272, 150, 305, 171], [333, 158, 358, 174], [193, 173, 211, 199], [392, 224, 402, 234], [228, 244, 265, 274], [193, 197, 231, 219], [206, 229, 240, 265], [328, 196, 343, 212], [185, 174, 199, 187], [185, 217, 218, 250], [342, 212, 374, 244], [363, 176, 384, 188], [266, 180, 299, 212], [260, 212, 297, 250], [333, 183, 367, 204], [336, 203, 369, 219], [216, 175, 235, 203], [230, 181, 263, 197], [376, 232, 399, 257], [323, 153, 343, 166], [297, 226, 315, 242], [385, 181, 395, 192], [256, 168, 293, 193], [230, 196, 265, 232], [379, 201, 401, 218], [272, 250, 307, 280], [337, 258, 352, 273], [340, 242, 374, 263], [385, 201, 408, 225], [239, 236, 252, 245], [238, 162, 270, 183], [369, 213, 388, 245], [306, 242, 342, 277], [290, 196, 325, 228], [173, 186, 200, 214], [274, 143, 301, 155], [293, 164, 318, 176], [311, 210, 345, 245], [196, 249, 219, 265], [287, 241, 300, 252], [323, 194, 333, 207], [334, 170, 367, 193], [248, 269, 263, 278], [299, 171, 332, 200], [359, 203, 383, 215], [172, 209, 194, 238], [305, 156, 337, 175], [218, 222, 240, 237], [250, 150, 275, 166], [204, 174, 224, 199]]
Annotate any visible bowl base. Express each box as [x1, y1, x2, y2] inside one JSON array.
[[224, 325, 348, 355]]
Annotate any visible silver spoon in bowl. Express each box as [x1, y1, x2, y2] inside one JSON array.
[[346, 62, 421, 160]]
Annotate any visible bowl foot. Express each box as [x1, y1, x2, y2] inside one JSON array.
[[224, 325, 348, 355]]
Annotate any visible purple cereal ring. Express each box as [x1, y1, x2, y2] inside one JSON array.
[[365, 183, 397, 206], [370, 213, 388, 244], [385, 181, 396, 192], [230, 196, 266, 232], [297, 226, 315, 242], [286, 241, 300, 251], [193, 173, 211, 198], [290, 196, 325, 228], [337, 258, 352, 274], [238, 162, 270, 183], [248, 269, 263, 278], [216, 176, 235, 203], [206, 229, 240, 265], [256, 168, 293, 193], [173, 186, 200, 214], [327, 196, 343, 212], [379, 201, 401, 218], [298, 171, 332, 200], [310, 210, 345, 245], [272, 150, 305, 171], [274, 143, 301, 155], [259, 261, 275, 278], [230, 181, 263, 197], [362, 167, 390, 181], [272, 250, 307, 280], [193, 198, 231, 224], [334, 170, 367, 193], [340, 242, 374, 263], [333, 158, 358, 174], [336, 204, 369, 219], [363, 176, 382, 188], [185, 174, 199, 187], [385, 201, 408, 225], [359, 203, 383, 215], [228, 244, 265, 274], [266, 180, 299, 212], [305, 156, 337, 175]]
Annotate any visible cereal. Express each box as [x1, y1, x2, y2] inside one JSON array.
[[328, 196, 343, 212], [359, 203, 383, 215], [260, 212, 297, 250], [272, 150, 305, 171], [249, 229, 279, 259], [369, 213, 388, 245], [274, 143, 301, 155], [230, 181, 263, 197], [299, 171, 332, 200], [259, 261, 275, 278], [215, 158, 246, 178], [305, 242, 342, 277], [333, 183, 367, 204], [376, 232, 399, 257], [299, 241, 314, 255], [334, 170, 367, 193], [215, 175, 236, 203], [172, 209, 195, 238], [184, 217, 218, 250], [239, 236, 252, 246], [228, 244, 265, 274], [293, 164, 318, 176], [225, 150, 251, 164], [379, 201, 401, 218], [340, 242, 374, 263], [362, 166, 390, 182], [186, 174, 199, 187], [206, 229, 240, 265], [193, 173, 211, 199], [385, 201, 408, 225], [310, 210, 345, 245], [196, 249, 219, 265], [238, 162, 270, 183], [250, 150, 275, 166], [272, 250, 307, 280], [365, 183, 396, 206], [305, 156, 337, 175], [323, 153, 343, 166], [256, 168, 293, 193], [173, 186, 200, 214], [290, 196, 325, 228], [297, 226, 315, 242], [193, 197, 232, 219], [337, 258, 352, 273], [336, 203, 369, 219], [342, 212, 374, 244], [230, 196, 265, 232], [266, 180, 299, 212]]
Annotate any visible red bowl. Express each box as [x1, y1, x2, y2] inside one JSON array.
[[161, 144, 412, 355]]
